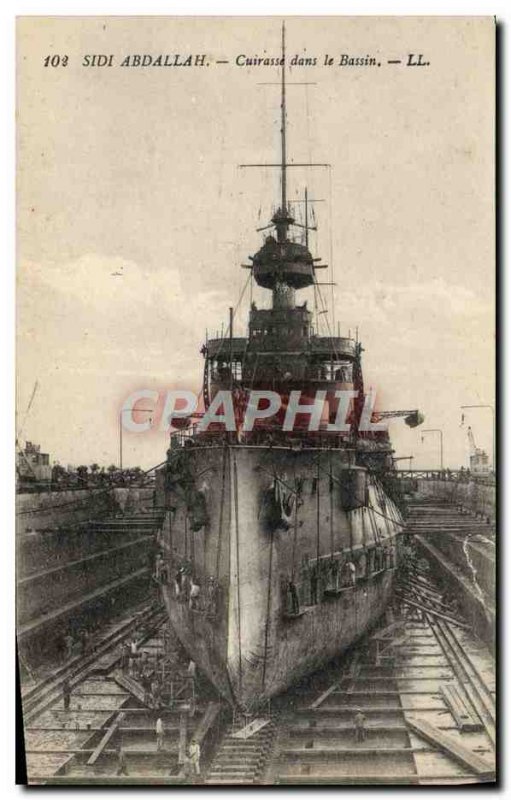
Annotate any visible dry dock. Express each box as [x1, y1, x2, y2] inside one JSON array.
[[20, 570, 495, 785], [18, 484, 496, 786]]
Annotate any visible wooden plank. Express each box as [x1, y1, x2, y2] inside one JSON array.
[[112, 671, 147, 705], [178, 712, 188, 765], [309, 653, 362, 709], [441, 684, 482, 732], [192, 702, 222, 745], [405, 716, 494, 778], [397, 595, 470, 629], [232, 717, 270, 739], [309, 682, 339, 710], [86, 712, 125, 765]]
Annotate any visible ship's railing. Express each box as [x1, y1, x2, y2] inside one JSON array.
[[396, 469, 496, 486], [169, 425, 359, 451]]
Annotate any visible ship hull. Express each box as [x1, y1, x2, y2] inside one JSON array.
[[159, 444, 402, 709]]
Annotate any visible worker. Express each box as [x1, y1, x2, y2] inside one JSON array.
[[132, 655, 141, 681], [163, 624, 172, 654], [62, 678, 71, 711], [207, 577, 218, 616], [181, 567, 191, 602], [155, 554, 163, 582], [188, 738, 201, 777], [155, 717, 164, 751], [299, 555, 311, 605], [187, 659, 197, 680], [117, 748, 129, 776], [287, 579, 300, 615], [345, 560, 356, 586], [151, 679, 162, 709], [189, 579, 201, 610], [64, 633, 74, 662], [310, 564, 318, 605], [354, 709, 367, 742], [328, 558, 340, 591], [141, 671, 152, 706], [121, 642, 130, 672], [82, 629, 92, 655], [174, 568, 183, 600]]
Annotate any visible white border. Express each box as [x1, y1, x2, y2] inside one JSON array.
[[2, 2, 506, 797]]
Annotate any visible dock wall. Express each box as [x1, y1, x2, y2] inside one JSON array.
[[417, 479, 496, 523]]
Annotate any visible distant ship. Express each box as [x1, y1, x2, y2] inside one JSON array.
[[156, 25, 422, 710]]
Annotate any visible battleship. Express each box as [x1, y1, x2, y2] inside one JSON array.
[[156, 25, 422, 710]]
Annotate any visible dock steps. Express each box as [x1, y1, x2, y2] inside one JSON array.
[[205, 719, 277, 784]]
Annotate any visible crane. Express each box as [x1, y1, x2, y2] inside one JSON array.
[[373, 409, 425, 428], [16, 380, 40, 479], [467, 426, 490, 474], [467, 426, 477, 458]]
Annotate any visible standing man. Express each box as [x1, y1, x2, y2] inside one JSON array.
[[62, 678, 71, 711], [344, 559, 356, 586], [64, 633, 74, 662], [117, 748, 129, 776], [188, 739, 201, 777], [189, 579, 201, 610], [187, 659, 196, 681], [155, 717, 164, 751], [287, 579, 300, 615], [121, 642, 130, 672], [354, 709, 367, 743], [300, 556, 310, 605]]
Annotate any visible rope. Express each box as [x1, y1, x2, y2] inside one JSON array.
[[328, 167, 335, 333], [232, 450, 243, 694], [261, 526, 274, 691], [215, 446, 227, 580], [291, 465, 299, 581], [329, 452, 334, 558], [314, 456, 408, 530], [315, 459, 321, 565]]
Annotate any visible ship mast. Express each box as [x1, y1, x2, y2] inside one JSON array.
[[280, 21, 287, 215], [274, 22, 294, 244]]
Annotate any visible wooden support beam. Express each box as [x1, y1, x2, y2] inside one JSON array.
[[440, 684, 482, 732], [405, 716, 494, 779], [310, 652, 362, 709], [397, 595, 470, 629], [232, 717, 271, 739], [309, 682, 339, 710], [87, 712, 125, 765], [192, 702, 222, 745], [178, 712, 188, 765], [112, 671, 147, 705]]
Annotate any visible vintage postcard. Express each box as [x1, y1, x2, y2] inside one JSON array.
[[16, 16, 496, 785]]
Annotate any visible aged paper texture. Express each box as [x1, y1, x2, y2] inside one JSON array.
[[17, 16, 495, 786]]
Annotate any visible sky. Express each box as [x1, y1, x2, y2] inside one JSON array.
[[16, 16, 495, 470]]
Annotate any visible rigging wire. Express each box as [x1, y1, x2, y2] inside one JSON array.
[[328, 166, 336, 334]]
